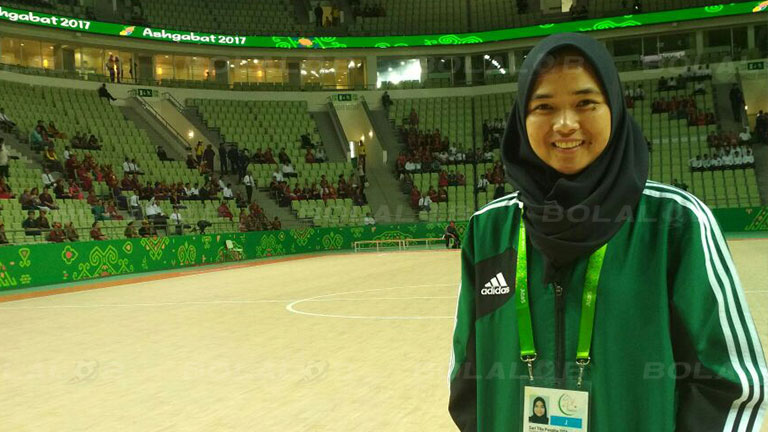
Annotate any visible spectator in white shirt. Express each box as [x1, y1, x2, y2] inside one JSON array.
[[315, 145, 327, 163], [189, 184, 200, 199], [0, 108, 17, 133], [418, 193, 432, 212], [744, 149, 755, 167], [169, 209, 184, 235], [689, 156, 702, 171], [739, 128, 752, 143], [129, 192, 141, 218], [281, 163, 297, 178], [701, 154, 712, 170], [722, 150, 734, 167], [476, 176, 490, 191], [222, 183, 234, 200], [242, 171, 255, 203], [42, 168, 55, 187], [63, 146, 71, 161], [0, 141, 9, 179], [272, 168, 284, 182], [437, 151, 449, 163], [145, 198, 163, 217], [122, 157, 132, 174], [363, 212, 376, 225], [711, 155, 723, 170], [131, 159, 143, 175]]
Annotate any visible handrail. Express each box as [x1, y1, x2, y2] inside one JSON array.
[[327, 101, 351, 162], [162, 92, 186, 112], [128, 89, 191, 151]]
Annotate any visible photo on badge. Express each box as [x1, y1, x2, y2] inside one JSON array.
[[522, 386, 589, 431]]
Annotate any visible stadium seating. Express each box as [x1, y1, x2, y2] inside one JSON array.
[[349, 0, 467, 36], [139, 0, 307, 36], [1, 0, 747, 37], [0, 80, 194, 188], [187, 97, 364, 227], [626, 78, 761, 208]]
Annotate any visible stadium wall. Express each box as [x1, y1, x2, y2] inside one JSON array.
[[0, 221, 464, 292], [1, 207, 767, 293]]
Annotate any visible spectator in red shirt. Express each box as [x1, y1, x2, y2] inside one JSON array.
[[218, 200, 234, 221], [90, 221, 107, 240]]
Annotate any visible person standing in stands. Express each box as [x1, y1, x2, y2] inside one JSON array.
[[314, 3, 324, 27], [203, 144, 216, 174], [356, 140, 367, 175], [106, 55, 116, 82], [219, 142, 228, 174], [0, 139, 9, 179], [729, 84, 744, 123], [228, 144, 240, 176], [194, 141, 204, 165], [242, 171, 255, 203]]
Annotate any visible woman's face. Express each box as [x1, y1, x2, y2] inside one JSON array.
[[534, 400, 546, 417], [525, 59, 611, 175]]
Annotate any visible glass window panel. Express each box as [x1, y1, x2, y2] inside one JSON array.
[[376, 57, 422, 88], [154, 54, 173, 81], [1, 38, 20, 65], [756, 24, 768, 56], [77, 46, 103, 76], [41, 44, 55, 69], [20, 39, 42, 68], [264, 59, 286, 83], [612, 38, 641, 57], [705, 28, 731, 49], [173, 55, 192, 80], [659, 32, 691, 53], [190, 56, 211, 81], [732, 27, 747, 54]]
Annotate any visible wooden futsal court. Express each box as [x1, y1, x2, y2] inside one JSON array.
[[0, 240, 766, 431]]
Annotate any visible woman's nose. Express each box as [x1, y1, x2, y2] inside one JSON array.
[[553, 109, 580, 135]]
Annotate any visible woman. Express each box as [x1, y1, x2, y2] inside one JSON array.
[[448, 33, 766, 431], [528, 397, 548, 425], [63, 221, 79, 242], [124, 221, 139, 238], [0, 177, 15, 199], [90, 221, 107, 241]]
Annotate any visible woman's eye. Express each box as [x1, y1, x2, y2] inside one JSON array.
[[577, 99, 597, 107], [531, 104, 552, 111]]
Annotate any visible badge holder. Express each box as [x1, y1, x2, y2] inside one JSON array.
[[518, 366, 592, 432]]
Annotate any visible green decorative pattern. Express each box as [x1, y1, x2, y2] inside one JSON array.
[[0, 3, 762, 49], [176, 242, 197, 266], [18, 247, 31, 268], [0, 212, 763, 293], [140, 236, 170, 261], [61, 245, 78, 264]]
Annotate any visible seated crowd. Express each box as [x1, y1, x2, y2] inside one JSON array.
[[689, 145, 755, 171], [0, 138, 283, 243], [269, 172, 367, 207]]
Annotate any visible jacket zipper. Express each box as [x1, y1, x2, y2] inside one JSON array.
[[554, 282, 566, 388]]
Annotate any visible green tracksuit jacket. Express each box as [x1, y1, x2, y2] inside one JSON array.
[[448, 181, 767, 431]]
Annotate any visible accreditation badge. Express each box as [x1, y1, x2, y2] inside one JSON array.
[[521, 385, 590, 432]]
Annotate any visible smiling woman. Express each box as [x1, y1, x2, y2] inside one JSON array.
[[524, 48, 611, 175], [448, 33, 767, 432]]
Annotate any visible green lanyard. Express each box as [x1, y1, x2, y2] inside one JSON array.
[[515, 215, 607, 389]]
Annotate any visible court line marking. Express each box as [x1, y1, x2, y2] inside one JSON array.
[[0, 296, 458, 310], [286, 283, 456, 320], [0, 248, 459, 304]]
